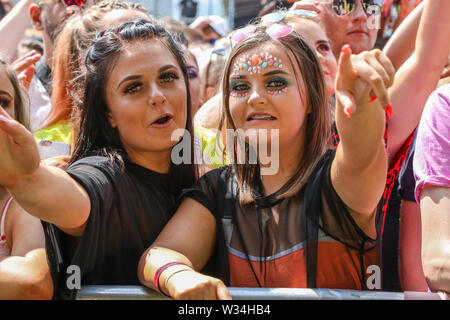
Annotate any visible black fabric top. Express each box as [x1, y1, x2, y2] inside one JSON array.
[[42, 155, 176, 299], [180, 150, 381, 289], [397, 132, 417, 203]]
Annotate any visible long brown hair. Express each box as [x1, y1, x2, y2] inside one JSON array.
[[219, 25, 331, 202]]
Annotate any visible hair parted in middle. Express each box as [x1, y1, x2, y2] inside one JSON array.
[[219, 23, 331, 203], [72, 18, 197, 197]]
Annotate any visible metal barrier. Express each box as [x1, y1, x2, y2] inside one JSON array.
[[76, 286, 444, 300]]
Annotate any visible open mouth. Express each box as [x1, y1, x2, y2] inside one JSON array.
[[151, 114, 174, 127], [247, 114, 277, 121]]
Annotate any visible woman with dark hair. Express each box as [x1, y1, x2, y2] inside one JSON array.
[[0, 19, 197, 299], [34, 0, 152, 157], [138, 21, 394, 299], [0, 57, 53, 299]]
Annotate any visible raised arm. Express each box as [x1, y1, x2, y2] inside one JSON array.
[[0, 107, 90, 236], [138, 197, 231, 300], [387, 0, 450, 164], [0, 0, 34, 62], [382, 1, 425, 71], [332, 46, 394, 222]]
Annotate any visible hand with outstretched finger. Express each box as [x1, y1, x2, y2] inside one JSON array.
[[335, 45, 395, 119], [0, 106, 40, 189]]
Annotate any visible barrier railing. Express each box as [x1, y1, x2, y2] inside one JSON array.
[[76, 286, 444, 300]]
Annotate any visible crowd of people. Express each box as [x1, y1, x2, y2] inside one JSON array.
[[0, 0, 448, 300]]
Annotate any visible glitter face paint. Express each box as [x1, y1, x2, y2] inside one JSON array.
[[230, 50, 291, 98], [233, 52, 284, 75]]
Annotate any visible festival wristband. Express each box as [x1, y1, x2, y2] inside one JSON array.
[[154, 262, 190, 293], [164, 268, 193, 295]]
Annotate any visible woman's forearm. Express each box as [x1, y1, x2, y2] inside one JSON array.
[[398, 200, 429, 292], [7, 164, 91, 233], [332, 95, 387, 215], [420, 187, 450, 293], [415, 0, 450, 71], [138, 246, 195, 295], [383, 1, 424, 71], [0, 0, 34, 62], [336, 94, 386, 169], [387, 0, 450, 162]]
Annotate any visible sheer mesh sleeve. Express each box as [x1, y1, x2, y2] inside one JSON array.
[[42, 156, 123, 299], [322, 151, 379, 246], [178, 166, 231, 218], [306, 150, 379, 248]]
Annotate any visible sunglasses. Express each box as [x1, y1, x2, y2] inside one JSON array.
[[62, 0, 86, 7], [231, 23, 294, 44], [260, 9, 319, 24], [331, 0, 383, 16]]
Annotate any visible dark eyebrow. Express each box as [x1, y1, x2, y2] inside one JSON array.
[[230, 75, 246, 80], [230, 69, 289, 80], [262, 70, 289, 77], [117, 75, 141, 90], [316, 40, 330, 45], [159, 64, 178, 73], [0, 90, 12, 98], [116, 64, 179, 89]]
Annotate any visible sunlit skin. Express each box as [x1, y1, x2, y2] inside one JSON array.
[[0, 66, 15, 118], [105, 39, 188, 173], [289, 18, 337, 97]]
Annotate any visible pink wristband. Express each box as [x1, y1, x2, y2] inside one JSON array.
[[154, 262, 189, 293]]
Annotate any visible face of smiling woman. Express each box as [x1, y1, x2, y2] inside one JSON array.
[[228, 43, 309, 149], [105, 39, 188, 164]]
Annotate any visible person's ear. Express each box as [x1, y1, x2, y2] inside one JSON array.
[[106, 111, 117, 128], [29, 4, 43, 31]]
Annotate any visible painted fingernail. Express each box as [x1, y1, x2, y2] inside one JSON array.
[[343, 107, 352, 118], [385, 103, 393, 119], [0, 115, 10, 123], [341, 44, 351, 55], [368, 95, 378, 103]]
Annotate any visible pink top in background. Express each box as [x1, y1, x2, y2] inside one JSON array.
[[414, 84, 450, 202]]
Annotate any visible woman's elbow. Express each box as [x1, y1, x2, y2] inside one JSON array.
[[16, 272, 54, 300], [422, 245, 450, 292]]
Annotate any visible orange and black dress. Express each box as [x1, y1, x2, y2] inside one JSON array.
[[180, 149, 383, 290]]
